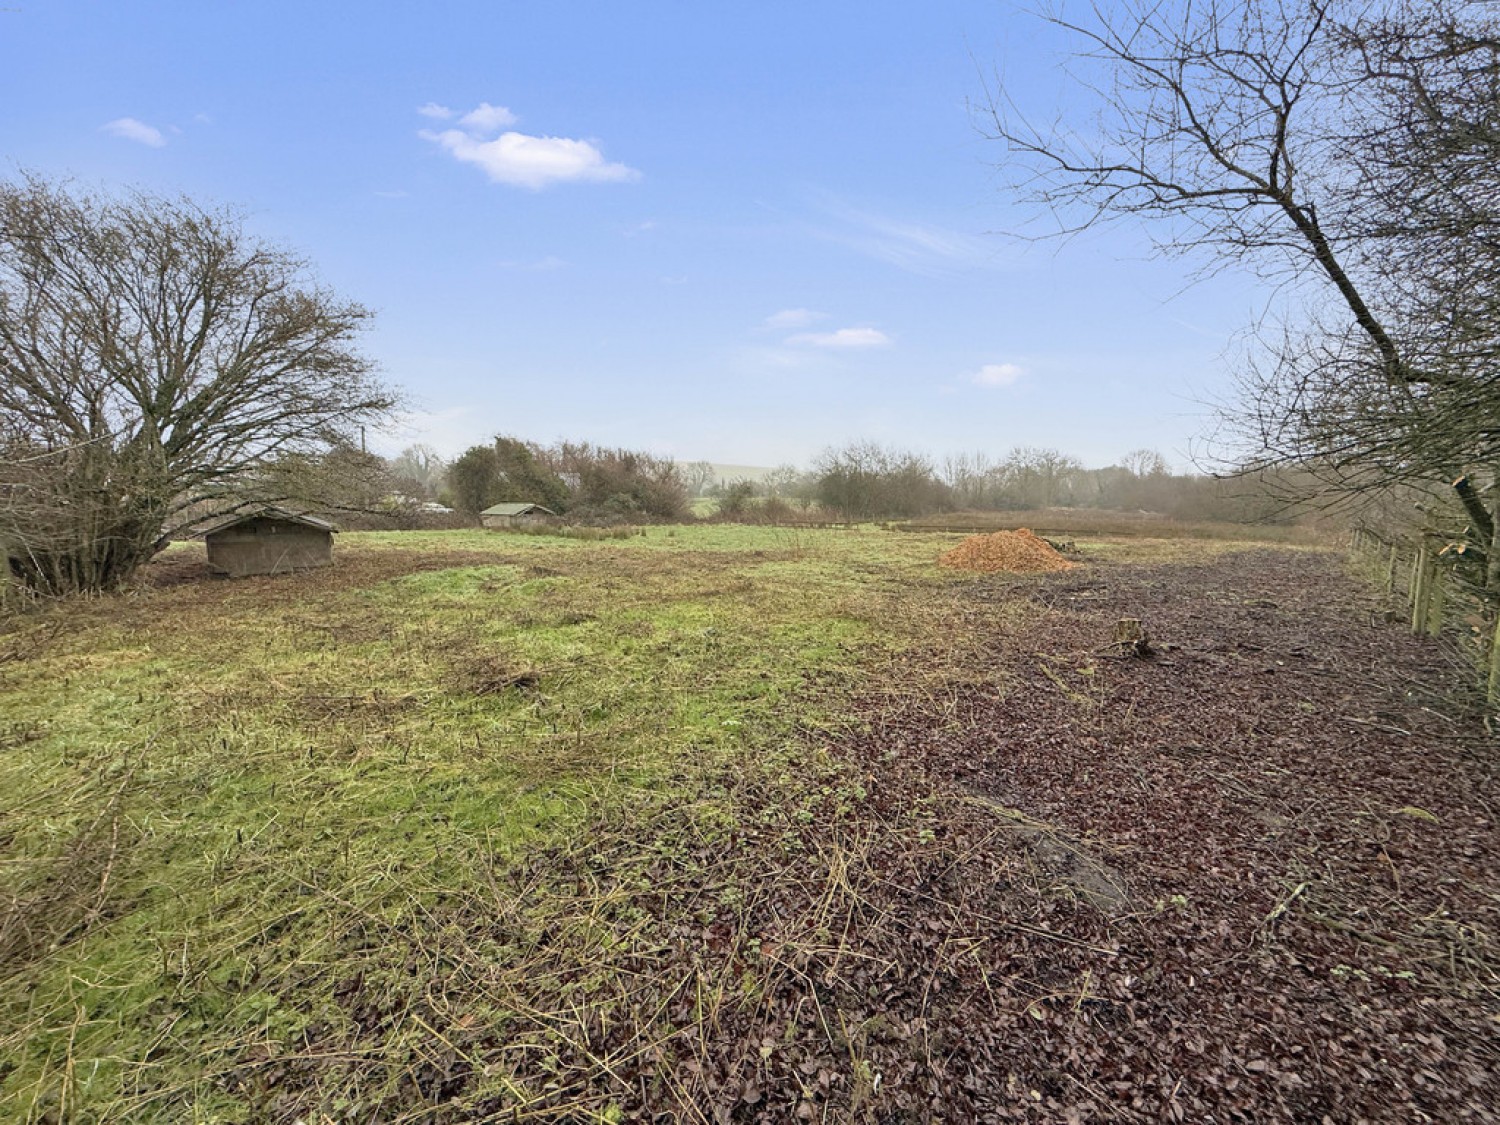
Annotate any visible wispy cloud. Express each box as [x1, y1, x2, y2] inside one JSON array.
[[764, 308, 825, 331], [812, 197, 989, 276], [787, 327, 891, 349], [102, 117, 166, 147], [417, 102, 454, 120], [971, 362, 1025, 387], [420, 102, 639, 190]]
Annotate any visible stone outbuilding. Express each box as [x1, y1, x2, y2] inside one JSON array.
[[480, 502, 557, 529], [200, 507, 336, 577]]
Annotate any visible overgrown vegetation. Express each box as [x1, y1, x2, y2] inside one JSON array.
[[357, 437, 1322, 534]]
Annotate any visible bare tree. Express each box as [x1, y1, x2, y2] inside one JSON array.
[[545, 441, 689, 519], [389, 444, 448, 497], [263, 444, 403, 520], [986, 0, 1500, 561], [680, 460, 717, 497], [1234, 2, 1500, 560], [942, 451, 999, 509], [0, 176, 394, 594], [814, 441, 951, 519], [1002, 446, 1084, 508], [762, 464, 806, 500], [1120, 449, 1170, 478]]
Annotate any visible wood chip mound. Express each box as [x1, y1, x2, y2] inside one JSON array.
[[938, 528, 1076, 573]]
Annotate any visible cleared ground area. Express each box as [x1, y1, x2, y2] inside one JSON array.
[[779, 548, 1499, 1122], [0, 531, 1494, 1122]]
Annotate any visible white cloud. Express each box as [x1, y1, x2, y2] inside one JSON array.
[[972, 362, 1025, 387], [102, 117, 166, 147], [421, 104, 640, 190], [458, 102, 518, 132], [417, 102, 455, 119], [787, 327, 891, 349], [764, 308, 825, 331]]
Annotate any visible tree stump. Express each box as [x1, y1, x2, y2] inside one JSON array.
[[1113, 617, 1152, 656]]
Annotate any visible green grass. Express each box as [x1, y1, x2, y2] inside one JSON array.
[[0, 524, 979, 1121]]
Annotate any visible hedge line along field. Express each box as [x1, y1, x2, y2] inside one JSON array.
[[5, 525, 1491, 1122]]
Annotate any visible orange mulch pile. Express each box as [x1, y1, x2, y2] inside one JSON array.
[[937, 528, 1076, 574]]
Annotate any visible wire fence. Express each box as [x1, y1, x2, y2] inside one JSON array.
[[1351, 526, 1500, 706]]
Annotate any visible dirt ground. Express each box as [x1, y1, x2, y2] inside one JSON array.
[[515, 547, 1497, 1124], [763, 547, 1500, 1123]]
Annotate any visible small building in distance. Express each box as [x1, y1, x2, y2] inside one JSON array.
[[200, 507, 337, 577], [481, 502, 557, 529]]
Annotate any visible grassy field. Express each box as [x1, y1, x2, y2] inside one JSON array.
[[0, 525, 1312, 1121], [0, 525, 951, 1120]]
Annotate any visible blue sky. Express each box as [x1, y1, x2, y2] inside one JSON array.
[[2, 1, 1265, 471]]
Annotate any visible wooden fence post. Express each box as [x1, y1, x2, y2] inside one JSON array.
[[1426, 563, 1446, 638], [1385, 543, 1398, 596], [1489, 613, 1500, 708], [1411, 543, 1432, 634]]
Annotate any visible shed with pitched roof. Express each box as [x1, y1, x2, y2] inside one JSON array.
[[480, 502, 557, 529], [201, 507, 336, 577]]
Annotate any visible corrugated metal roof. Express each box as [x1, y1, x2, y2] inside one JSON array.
[[197, 506, 339, 537], [481, 502, 556, 517]]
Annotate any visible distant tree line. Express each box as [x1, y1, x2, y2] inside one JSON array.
[[675, 442, 1306, 524], [440, 437, 690, 521], [280, 436, 1303, 529]]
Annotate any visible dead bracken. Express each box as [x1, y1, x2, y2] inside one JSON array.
[[938, 528, 1076, 574]]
